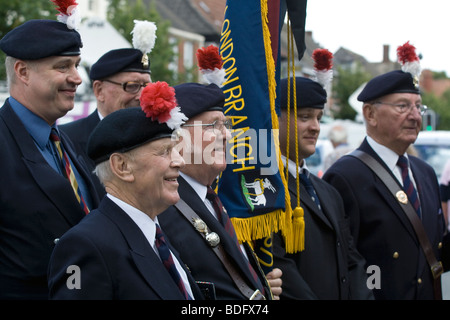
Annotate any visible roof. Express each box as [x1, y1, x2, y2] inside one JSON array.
[[152, 0, 220, 41]]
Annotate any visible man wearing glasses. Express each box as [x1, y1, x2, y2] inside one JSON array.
[[60, 48, 151, 198], [323, 67, 445, 299], [158, 82, 282, 300]]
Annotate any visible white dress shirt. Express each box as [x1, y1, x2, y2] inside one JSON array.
[[366, 136, 419, 191], [180, 172, 249, 260], [107, 194, 194, 299]]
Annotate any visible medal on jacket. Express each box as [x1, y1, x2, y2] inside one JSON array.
[[193, 218, 220, 247], [396, 190, 408, 204]]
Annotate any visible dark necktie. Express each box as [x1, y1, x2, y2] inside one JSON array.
[[397, 155, 422, 218], [206, 186, 264, 295], [50, 128, 89, 214], [299, 171, 322, 210], [155, 223, 191, 300], [206, 186, 238, 242]]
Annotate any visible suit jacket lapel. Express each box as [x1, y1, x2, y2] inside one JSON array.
[[60, 129, 100, 207], [99, 198, 187, 300], [1, 103, 85, 227], [287, 172, 333, 229], [358, 140, 417, 240]]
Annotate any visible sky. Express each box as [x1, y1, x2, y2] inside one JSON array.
[[304, 0, 450, 75]]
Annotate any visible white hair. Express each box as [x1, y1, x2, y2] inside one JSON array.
[[328, 125, 348, 144], [92, 160, 111, 186]]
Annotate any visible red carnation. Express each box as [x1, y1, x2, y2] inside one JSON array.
[[196, 45, 223, 70], [140, 81, 178, 123], [312, 48, 333, 71], [397, 41, 419, 64], [51, 0, 78, 15]]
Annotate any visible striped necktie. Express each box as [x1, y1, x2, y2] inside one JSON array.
[[155, 223, 191, 300], [50, 128, 89, 215], [397, 155, 422, 218], [206, 186, 238, 242], [206, 186, 265, 295]]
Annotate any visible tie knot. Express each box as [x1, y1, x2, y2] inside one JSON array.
[[206, 186, 218, 201], [397, 155, 409, 169], [155, 223, 164, 241], [50, 128, 60, 142], [299, 171, 312, 186]]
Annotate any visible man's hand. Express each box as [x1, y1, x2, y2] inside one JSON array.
[[266, 268, 282, 300]]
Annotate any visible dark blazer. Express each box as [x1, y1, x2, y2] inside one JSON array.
[[0, 100, 100, 299], [272, 170, 373, 300], [60, 110, 105, 198], [323, 138, 445, 300], [48, 196, 204, 300], [158, 176, 271, 300]]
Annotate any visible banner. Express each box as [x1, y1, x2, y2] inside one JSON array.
[[218, 0, 307, 262]]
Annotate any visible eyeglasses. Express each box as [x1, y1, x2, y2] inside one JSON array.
[[182, 118, 233, 132], [103, 79, 150, 94], [374, 101, 428, 116]]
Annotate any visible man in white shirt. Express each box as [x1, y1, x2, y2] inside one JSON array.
[[48, 82, 204, 300], [158, 82, 282, 300], [323, 61, 445, 299]]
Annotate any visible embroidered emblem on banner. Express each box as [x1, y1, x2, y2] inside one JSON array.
[[240, 170, 278, 213]]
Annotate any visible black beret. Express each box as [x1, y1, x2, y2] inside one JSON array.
[[280, 77, 327, 110], [89, 48, 150, 80], [0, 20, 82, 60], [357, 70, 420, 102], [87, 107, 174, 164], [173, 83, 225, 119]]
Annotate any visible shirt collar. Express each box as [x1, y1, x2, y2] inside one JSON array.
[[366, 136, 408, 171], [9, 97, 53, 150], [106, 193, 158, 246], [180, 171, 208, 202], [281, 155, 310, 178]]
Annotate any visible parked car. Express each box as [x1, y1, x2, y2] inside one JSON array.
[[413, 130, 450, 180]]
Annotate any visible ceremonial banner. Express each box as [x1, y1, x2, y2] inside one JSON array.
[[218, 0, 307, 263]]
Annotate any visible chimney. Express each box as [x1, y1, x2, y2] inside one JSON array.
[[383, 44, 390, 63]]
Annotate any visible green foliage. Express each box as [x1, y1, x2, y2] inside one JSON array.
[[332, 63, 371, 120], [107, 0, 178, 84], [422, 90, 450, 130]]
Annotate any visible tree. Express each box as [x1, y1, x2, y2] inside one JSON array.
[[332, 63, 371, 120], [107, 0, 176, 84], [422, 89, 450, 130]]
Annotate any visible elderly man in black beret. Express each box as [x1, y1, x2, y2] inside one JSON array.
[[323, 44, 445, 299], [271, 76, 373, 300], [48, 82, 205, 300], [60, 24, 154, 198], [0, 15, 101, 298], [157, 82, 282, 300]]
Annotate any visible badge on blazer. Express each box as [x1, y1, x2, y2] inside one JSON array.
[[193, 218, 220, 247], [396, 190, 408, 204]]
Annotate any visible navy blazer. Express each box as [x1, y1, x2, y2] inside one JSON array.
[[272, 171, 373, 300], [48, 196, 204, 300], [60, 110, 105, 198], [0, 100, 100, 299], [323, 138, 445, 300], [158, 176, 271, 300]]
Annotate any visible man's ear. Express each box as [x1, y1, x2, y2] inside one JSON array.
[[109, 153, 135, 182], [14, 60, 31, 84], [93, 80, 106, 102], [363, 103, 377, 127]]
